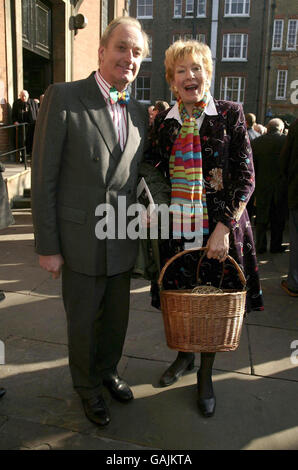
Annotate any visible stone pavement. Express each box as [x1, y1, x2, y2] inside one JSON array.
[[0, 209, 297, 450]]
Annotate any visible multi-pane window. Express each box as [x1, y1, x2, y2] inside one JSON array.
[[287, 19, 298, 50], [276, 70, 287, 100], [220, 77, 245, 103], [224, 0, 250, 16], [174, 0, 182, 17], [137, 0, 153, 18], [135, 76, 151, 102], [197, 0, 206, 16], [272, 19, 284, 50], [222, 34, 248, 60], [185, 0, 194, 17]]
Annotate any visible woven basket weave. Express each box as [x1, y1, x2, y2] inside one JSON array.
[[158, 247, 247, 352]]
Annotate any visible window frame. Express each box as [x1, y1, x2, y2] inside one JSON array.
[[185, 0, 195, 18], [272, 19, 284, 50], [276, 70, 288, 100], [220, 76, 245, 104], [286, 19, 298, 51], [135, 76, 151, 103], [224, 0, 250, 17], [197, 0, 206, 17], [136, 0, 153, 19], [222, 33, 248, 61], [173, 0, 182, 18]]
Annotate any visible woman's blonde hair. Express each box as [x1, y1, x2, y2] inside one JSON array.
[[164, 40, 213, 95], [100, 16, 149, 59]]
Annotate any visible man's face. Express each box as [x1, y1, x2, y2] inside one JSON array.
[[98, 24, 144, 91], [20, 91, 29, 102]]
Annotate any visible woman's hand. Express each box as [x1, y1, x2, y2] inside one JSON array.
[[206, 222, 230, 262]]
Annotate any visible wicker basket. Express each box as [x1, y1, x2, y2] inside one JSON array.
[[158, 247, 247, 352]]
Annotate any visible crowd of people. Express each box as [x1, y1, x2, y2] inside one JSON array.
[[0, 16, 297, 422]]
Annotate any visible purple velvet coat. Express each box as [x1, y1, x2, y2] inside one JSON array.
[[148, 99, 264, 312]]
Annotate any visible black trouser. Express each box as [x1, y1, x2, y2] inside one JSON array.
[[256, 197, 286, 252], [62, 265, 131, 399]]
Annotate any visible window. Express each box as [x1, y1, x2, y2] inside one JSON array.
[[224, 0, 250, 16], [174, 0, 182, 17], [222, 34, 248, 60], [197, 0, 206, 17], [137, 0, 153, 18], [272, 19, 284, 50], [287, 20, 298, 50], [135, 76, 151, 102], [143, 35, 152, 61], [220, 77, 245, 103], [276, 70, 287, 100], [185, 0, 194, 17]]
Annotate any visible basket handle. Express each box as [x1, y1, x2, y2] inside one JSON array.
[[157, 246, 246, 289]]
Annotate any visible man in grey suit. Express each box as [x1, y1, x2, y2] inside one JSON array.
[[31, 17, 149, 426]]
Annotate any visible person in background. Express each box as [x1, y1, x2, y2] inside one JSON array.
[[12, 90, 39, 157], [147, 40, 263, 418], [31, 16, 149, 427], [280, 119, 298, 297], [245, 113, 260, 220], [245, 113, 260, 142], [251, 118, 287, 254], [148, 105, 155, 126]]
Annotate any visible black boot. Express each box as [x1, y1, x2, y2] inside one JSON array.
[[159, 351, 195, 387], [197, 352, 216, 418]]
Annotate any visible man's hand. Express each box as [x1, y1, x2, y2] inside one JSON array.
[[39, 254, 64, 279], [206, 222, 230, 263]]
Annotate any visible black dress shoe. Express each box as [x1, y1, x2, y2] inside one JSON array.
[[82, 395, 110, 426], [197, 396, 216, 418], [159, 352, 195, 387], [0, 291, 5, 302], [0, 388, 6, 399], [103, 374, 133, 402]]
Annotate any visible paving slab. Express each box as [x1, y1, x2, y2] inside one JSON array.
[[0, 292, 67, 344], [90, 356, 298, 450], [247, 324, 298, 381]]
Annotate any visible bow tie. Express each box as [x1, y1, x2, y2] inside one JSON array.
[[109, 87, 130, 105]]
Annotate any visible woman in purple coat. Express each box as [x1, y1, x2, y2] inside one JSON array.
[[147, 40, 264, 418]]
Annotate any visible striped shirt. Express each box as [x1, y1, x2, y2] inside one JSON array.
[[94, 70, 128, 150]]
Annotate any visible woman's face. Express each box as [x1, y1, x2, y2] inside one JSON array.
[[172, 54, 208, 105]]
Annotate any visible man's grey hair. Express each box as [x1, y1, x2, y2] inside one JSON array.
[[99, 16, 149, 59], [267, 118, 285, 134]]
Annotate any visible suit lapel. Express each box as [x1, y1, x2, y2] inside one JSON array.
[[78, 73, 120, 161], [107, 98, 143, 186]]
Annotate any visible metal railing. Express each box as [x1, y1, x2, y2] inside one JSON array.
[[0, 123, 28, 170]]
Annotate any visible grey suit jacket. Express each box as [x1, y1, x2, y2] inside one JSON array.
[[31, 72, 148, 276]]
